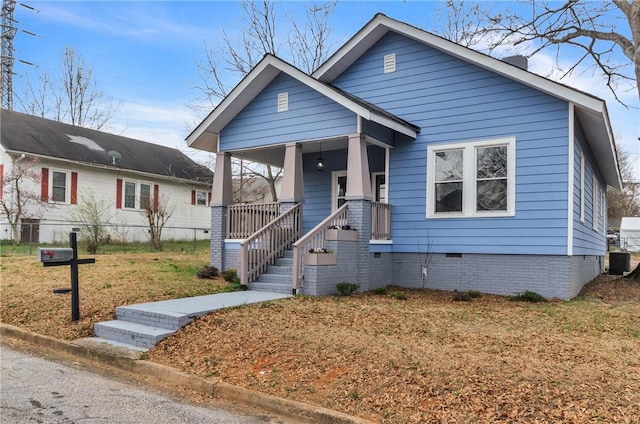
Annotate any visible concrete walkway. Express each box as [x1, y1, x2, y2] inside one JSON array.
[[92, 291, 292, 351]]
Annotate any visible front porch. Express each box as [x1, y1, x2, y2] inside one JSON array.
[[209, 134, 394, 296]]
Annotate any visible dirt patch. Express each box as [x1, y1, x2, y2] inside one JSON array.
[[2, 253, 639, 423]]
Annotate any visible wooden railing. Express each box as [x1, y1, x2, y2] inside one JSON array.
[[239, 204, 301, 287], [227, 202, 280, 239], [292, 203, 349, 293], [372, 202, 391, 240]]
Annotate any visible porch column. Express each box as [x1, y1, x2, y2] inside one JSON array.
[[280, 143, 304, 204], [345, 133, 372, 201], [346, 133, 373, 291], [210, 152, 233, 271]]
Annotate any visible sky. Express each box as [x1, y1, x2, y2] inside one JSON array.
[[9, 0, 639, 181]]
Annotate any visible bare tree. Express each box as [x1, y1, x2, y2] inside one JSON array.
[[193, 1, 337, 201], [15, 47, 118, 129], [142, 193, 175, 250], [0, 156, 50, 244], [471, 0, 639, 104], [68, 189, 113, 254], [607, 145, 640, 223]]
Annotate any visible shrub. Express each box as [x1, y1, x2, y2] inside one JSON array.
[[452, 290, 471, 302], [389, 291, 407, 300], [467, 290, 482, 298], [197, 265, 219, 279], [372, 287, 388, 295], [222, 269, 238, 282], [510, 291, 546, 303], [336, 282, 359, 296]]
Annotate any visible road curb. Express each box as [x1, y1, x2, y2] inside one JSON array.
[[0, 323, 375, 424]]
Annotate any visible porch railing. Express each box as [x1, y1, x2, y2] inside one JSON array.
[[292, 203, 349, 293], [239, 203, 301, 287], [371, 202, 391, 240], [227, 202, 280, 239]]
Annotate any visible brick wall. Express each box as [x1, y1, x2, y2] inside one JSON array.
[[392, 253, 602, 300]]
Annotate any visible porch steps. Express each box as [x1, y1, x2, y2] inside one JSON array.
[[249, 249, 294, 294]]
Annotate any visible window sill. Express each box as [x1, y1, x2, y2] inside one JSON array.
[[427, 211, 515, 219]]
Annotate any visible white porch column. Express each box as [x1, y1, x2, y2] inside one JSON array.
[[346, 133, 372, 201], [211, 152, 233, 206], [210, 152, 232, 272], [280, 143, 304, 203]]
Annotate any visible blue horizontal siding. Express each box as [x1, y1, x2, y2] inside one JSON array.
[[572, 122, 606, 255], [220, 73, 357, 151], [332, 31, 570, 255]]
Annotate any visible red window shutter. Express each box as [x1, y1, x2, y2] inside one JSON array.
[[0, 164, 4, 200], [208, 192, 212, 205], [153, 184, 159, 209], [70, 172, 78, 204], [116, 178, 122, 209], [41, 168, 49, 201], [191, 190, 196, 205]]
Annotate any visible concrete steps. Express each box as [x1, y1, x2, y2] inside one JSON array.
[[249, 249, 294, 294], [92, 291, 292, 351]]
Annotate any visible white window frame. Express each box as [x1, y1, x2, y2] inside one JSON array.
[[592, 178, 598, 231], [371, 172, 387, 203], [50, 169, 69, 204], [579, 152, 585, 223], [426, 137, 516, 218], [331, 170, 347, 211], [195, 189, 208, 207], [123, 180, 153, 210]]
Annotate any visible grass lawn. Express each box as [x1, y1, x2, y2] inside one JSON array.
[[1, 251, 639, 423]]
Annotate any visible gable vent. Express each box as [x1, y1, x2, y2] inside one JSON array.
[[277, 92, 289, 112], [383, 53, 396, 73]]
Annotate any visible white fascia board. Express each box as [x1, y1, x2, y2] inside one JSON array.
[[315, 15, 605, 114], [369, 112, 417, 138]]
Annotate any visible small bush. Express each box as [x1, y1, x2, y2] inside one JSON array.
[[510, 290, 546, 303], [222, 269, 238, 282], [452, 290, 471, 302], [336, 282, 359, 296], [372, 287, 388, 295], [389, 291, 407, 300], [467, 290, 482, 298], [197, 265, 219, 279]]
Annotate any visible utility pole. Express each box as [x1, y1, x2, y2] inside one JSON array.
[[1, 0, 37, 110], [1, 0, 17, 109]]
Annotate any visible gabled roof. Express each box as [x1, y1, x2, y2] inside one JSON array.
[[313, 13, 621, 190], [1, 109, 213, 183], [186, 54, 419, 152]]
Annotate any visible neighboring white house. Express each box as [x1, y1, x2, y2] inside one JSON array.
[[0, 109, 214, 244], [620, 217, 640, 252]]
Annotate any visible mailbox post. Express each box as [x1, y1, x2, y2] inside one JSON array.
[[38, 232, 95, 321]]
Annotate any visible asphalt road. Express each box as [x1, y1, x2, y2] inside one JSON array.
[[0, 344, 290, 424]]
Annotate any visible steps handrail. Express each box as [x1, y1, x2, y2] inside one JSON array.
[[292, 203, 348, 293], [239, 204, 301, 287]]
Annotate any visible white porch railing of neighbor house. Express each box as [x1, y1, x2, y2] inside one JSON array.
[[372, 201, 391, 240], [239, 203, 301, 287], [292, 203, 349, 293], [227, 202, 280, 239]]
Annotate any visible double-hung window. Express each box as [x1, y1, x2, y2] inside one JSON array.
[[196, 190, 207, 206], [123, 181, 152, 209], [427, 137, 515, 218], [51, 170, 68, 202]]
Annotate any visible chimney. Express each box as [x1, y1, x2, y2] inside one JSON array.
[[502, 55, 528, 70]]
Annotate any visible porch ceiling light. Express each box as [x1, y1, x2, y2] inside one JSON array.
[[317, 144, 324, 171]]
